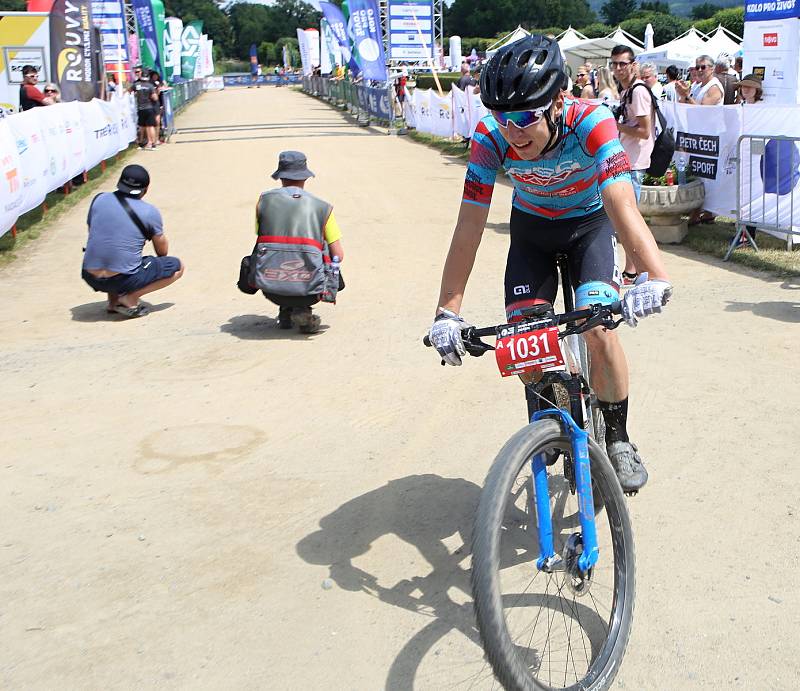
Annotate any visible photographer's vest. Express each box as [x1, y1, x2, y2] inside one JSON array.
[[256, 186, 331, 248], [250, 186, 332, 296]]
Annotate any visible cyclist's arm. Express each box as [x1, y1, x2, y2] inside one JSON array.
[[436, 201, 490, 315], [602, 181, 669, 281]]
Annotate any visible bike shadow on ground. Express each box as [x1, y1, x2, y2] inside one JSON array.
[[297, 474, 488, 689], [219, 314, 330, 340], [70, 300, 173, 322]]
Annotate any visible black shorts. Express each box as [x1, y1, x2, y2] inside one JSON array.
[[137, 109, 156, 127], [82, 256, 181, 295], [504, 207, 621, 321]]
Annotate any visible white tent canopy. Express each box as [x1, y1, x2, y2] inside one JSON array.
[[485, 26, 530, 59], [703, 25, 742, 60], [562, 28, 643, 74], [637, 26, 709, 68], [556, 26, 589, 52]]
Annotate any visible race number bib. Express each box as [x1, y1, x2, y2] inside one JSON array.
[[495, 326, 565, 377]]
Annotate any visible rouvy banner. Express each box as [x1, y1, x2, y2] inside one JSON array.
[[180, 20, 202, 79], [319, 2, 360, 76], [50, 0, 98, 101], [131, 0, 158, 73], [164, 17, 183, 82], [348, 0, 387, 81]]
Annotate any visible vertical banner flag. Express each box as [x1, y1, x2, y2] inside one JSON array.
[[282, 44, 290, 69], [50, 0, 98, 101], [347, 0, 387, 81], [164, 17, 183, 82], [296, 28, 312, 76], [202, 37, 214, 77], [319, 2, 360, 76], [249, 42, 258, 76], [388, 0, 434, 61], [180, 20, 202, 79], [320, 19, 339, 74], [305, 28, 321, 69], [150, 0, 166, 76], [131, 0, 158, 72], [128, 32, 140, 70], [91, 0, 129, 69]]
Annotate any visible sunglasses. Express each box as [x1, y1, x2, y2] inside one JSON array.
[[44, 88, 57, 93], [576, 73, 587, 77], [696, 65, 710, 71], [492, 103, 551, 129], [610, 61, 632, 68]]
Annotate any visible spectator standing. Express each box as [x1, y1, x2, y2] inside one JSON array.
[[131, 66, 158, 150], [677, 55, 723, 105], [456, 62, 476, 90], [149, 71, 165, 144], [735, 74, 764, 245], [106, 73, 117, 99], [639, 62, 662, 98], [19, 65, 54, 110], [714, 55, 737, 104], [81, 164, 184, 318], [611, 44, 656, 285], [595, 66, 618, 100], [572, 64, 592, 97], [734, 55, 743, 80], [661, 65, 680, 101]]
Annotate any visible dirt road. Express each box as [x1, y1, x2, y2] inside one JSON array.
[[1, 86, 799, 689]]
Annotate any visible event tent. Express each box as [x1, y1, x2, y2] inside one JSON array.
[[556, 26, 589, 52], [703, 25, 742, 60], [636, 27, 709, 68], [485, 26, 530, 59], [562, 27, 643, 74]]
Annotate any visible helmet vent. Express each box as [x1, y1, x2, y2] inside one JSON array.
[[500, 51, 513, 68], [517, 50, 533, 68], [535, 49, 547, 66]]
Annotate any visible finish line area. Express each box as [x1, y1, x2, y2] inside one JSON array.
[[1, 86, 798, 689]]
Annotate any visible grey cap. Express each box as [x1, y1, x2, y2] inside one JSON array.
[[271, 150, 315, 180]]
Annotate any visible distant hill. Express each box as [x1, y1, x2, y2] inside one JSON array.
[[586, 0, 742, 18]]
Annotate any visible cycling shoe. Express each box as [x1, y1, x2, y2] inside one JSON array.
[[606, 441, 648, 493]]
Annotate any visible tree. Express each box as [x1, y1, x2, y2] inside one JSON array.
[[639, 1, 669, 13], [259, 41, 277, 65], [227, 0, 320, 60], [445, 0, 519, 37], [691, 3, 722, 20], [576, 22, 612, 38], [600, 0, 637, 25], [0, 0, 26, 10], [708, 6, 743, 37], [165, 0, 233, 54]]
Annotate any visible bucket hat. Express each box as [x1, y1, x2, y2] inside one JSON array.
[[271, 151, 315, 180]]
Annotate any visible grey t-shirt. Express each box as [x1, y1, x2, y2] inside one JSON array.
[[83, 193, 163, 274]]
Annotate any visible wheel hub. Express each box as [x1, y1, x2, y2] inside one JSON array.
[[563, 533, 593, 596]]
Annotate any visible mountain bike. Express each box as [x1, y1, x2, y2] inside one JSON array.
[[424, 256, 636, 690]]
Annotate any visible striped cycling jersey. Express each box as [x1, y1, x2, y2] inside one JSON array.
[[462, 98, 632, 220]]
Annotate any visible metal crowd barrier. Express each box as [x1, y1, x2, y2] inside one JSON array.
[[730, 134, 800, 260], [301, 76, 398, 132]]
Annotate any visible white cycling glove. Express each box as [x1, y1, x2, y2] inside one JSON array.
[[622, 272, 673, 327], [428, 309, 471, 366]]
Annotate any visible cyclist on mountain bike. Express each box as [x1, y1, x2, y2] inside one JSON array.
[[427, 35, 672, 492]]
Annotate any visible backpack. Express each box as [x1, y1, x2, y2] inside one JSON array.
[[247, 238, 327, 297], [623, 83, 676, 178]]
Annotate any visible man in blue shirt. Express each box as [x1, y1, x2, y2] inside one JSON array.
[[81, 165, 184, 317]]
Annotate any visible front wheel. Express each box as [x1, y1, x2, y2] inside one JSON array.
[[471, 419, 635, 690]]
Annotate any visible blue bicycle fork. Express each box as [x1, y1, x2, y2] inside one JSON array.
[[530, 408, 599, 573]]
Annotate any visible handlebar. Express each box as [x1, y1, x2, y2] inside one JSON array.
[[422, 301, 623, 355]]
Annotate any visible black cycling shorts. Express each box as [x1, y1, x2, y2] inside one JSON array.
[[504, 207, 621, 321]]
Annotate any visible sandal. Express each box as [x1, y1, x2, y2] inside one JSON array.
[[114, 303, 149, 318]]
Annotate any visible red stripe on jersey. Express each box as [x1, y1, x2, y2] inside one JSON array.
[[514, 195, 582, 218], [585, 117, 620, 156]]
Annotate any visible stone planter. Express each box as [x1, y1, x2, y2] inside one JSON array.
[[638, 179, 705, 244]]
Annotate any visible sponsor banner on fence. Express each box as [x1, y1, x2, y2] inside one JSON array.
[[661, 101, 741, 216], [0, 94, 136, 236], [740, 104, 800, 234], [222, 74, 301, 87]]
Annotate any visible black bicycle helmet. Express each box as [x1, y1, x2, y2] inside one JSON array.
[[480, 34, 566, 112]]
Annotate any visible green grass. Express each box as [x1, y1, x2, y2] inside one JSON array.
[[407, 130, 800, 278], [0, 146, 136, 268]]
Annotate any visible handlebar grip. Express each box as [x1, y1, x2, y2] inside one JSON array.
[[423, 335, 431, 347]]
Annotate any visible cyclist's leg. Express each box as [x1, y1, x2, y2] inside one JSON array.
[[567, 211, 648, 490], [503, 208, 559, 421]]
